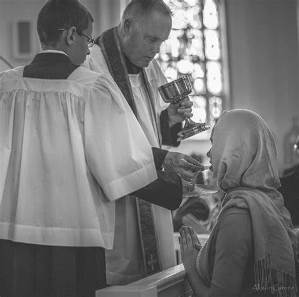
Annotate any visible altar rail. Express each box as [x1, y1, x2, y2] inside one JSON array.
[[96, 264, 192, 297], [96, 233, 210, 297]]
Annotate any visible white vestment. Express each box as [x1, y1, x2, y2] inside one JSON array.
[[0, 65, 157, 248], [86, 45, 177, 284]]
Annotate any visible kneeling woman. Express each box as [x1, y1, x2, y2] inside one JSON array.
[[180, 109, 297, 297]]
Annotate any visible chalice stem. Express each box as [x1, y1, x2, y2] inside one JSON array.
[[184, 118, 196, 128]]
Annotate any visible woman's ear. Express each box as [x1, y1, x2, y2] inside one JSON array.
[[123, 18, 133, 35], [65, 26, 77, 46]]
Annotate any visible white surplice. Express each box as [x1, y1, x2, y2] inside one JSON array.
[[86, 45, 177, 284], [0, 65, 157, 248]]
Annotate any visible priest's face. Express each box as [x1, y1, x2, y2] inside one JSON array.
[[68, 21, 93, 65], [122, 10, 172, 68]]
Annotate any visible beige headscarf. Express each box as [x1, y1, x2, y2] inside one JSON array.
[[198, 109, 297, 297]]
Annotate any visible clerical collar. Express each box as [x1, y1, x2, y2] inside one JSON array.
[[124, 54, 142, 74], [40, 49, 68, 56]]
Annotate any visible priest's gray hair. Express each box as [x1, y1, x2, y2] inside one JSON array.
[[121, 0, 173, 21]]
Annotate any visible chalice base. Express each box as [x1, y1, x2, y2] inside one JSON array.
[[178, 122, 210, 140]]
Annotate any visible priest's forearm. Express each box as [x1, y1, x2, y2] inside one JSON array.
[[133, 171, 182, 210]]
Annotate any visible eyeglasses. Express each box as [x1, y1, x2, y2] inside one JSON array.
[[78, 32, 95, 47], [57, 28, 95, 47]]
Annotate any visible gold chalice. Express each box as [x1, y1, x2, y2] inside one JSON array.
[[158, 74, 210, 140]]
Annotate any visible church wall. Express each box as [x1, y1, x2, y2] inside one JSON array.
[[0, 0, 116, 71], [226, 0, 299, 171]]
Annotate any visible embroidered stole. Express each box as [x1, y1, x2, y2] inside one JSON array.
[[97, 27, 161, 274]]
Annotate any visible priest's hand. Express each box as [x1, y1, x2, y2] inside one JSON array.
[[162, 151, 204, 182], [167, 96, 193, 127]]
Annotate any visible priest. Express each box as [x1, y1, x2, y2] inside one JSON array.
[[86, 0, 198, 285]]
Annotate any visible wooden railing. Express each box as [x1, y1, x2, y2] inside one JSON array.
[[96, 234, 209, 297], [96, 264, 192, 297]]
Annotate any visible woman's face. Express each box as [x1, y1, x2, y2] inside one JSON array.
[[206, 128, 215, 171]]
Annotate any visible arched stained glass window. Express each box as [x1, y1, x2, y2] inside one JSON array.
[[158, 0, 227, 129]]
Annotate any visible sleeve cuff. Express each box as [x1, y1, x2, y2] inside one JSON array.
[[103, 162, 157, 201]]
